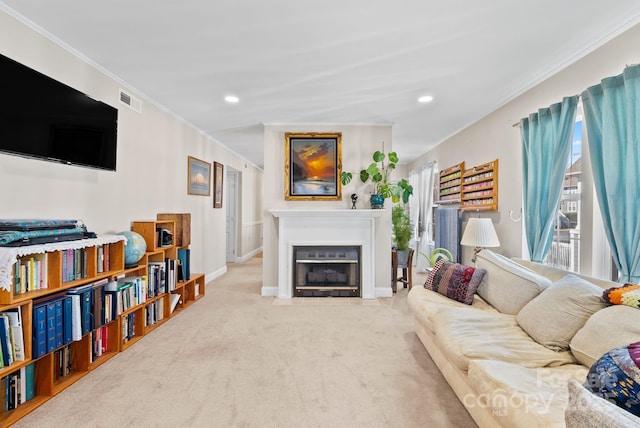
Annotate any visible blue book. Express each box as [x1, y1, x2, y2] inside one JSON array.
[[46, 301, 56, 352], [24, 362, 35, 401], [62, 296, 73, 344], [0, 316, 11, 366], [32, 304, 47, 358], [54, 299, 63, 348], [177, 248, 190, 281]]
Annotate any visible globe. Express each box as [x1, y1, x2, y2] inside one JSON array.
[[117, 230, 147, 267]]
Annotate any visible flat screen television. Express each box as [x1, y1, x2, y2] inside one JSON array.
[[0, 53, 118, 171]]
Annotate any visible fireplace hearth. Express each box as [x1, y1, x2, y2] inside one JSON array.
[[294, 245, 360, 297]]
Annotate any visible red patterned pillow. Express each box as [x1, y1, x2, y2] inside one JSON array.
[[424, 258, 486, 304]]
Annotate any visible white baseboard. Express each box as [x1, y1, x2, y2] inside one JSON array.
[[205, 265, 227, 284], [238, 247, 263, 262], [261, 286, 278, 297]]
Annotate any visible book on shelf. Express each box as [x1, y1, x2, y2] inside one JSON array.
[[33, 303, 47, 358], [69, 294, 82, 341], [3, 363, 34, 409], [147, 262, 166, 295], [13, 253, 47, 294], [4, 308, 25, 362], [0, 315, 13, 367], [24, 362, 34, 402], [170, 293, 181, 314], [177, 248, 190, 281]]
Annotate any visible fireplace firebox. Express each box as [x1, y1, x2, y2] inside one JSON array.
[[293, 245, 361, 297]]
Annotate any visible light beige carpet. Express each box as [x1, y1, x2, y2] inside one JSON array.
[[13, 258, 476, 428]]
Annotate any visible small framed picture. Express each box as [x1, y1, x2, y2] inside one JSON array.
[[187, 156, 211, 196], [213, 161, 224, 208], [284, 132, 342, 200]]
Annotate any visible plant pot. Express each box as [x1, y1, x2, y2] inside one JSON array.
[[396, 249, 411, 267], [370, 194, 384, 209]]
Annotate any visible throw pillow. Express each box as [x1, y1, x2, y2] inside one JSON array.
[[570, 304, 640, 367], [603, 283, 640, 309], [583, 342, 640, 418], [475, 249, 552, 315], [423, 258, 486, 305], [516, 274, 609, 352]]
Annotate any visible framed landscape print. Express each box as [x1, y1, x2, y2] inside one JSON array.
[[284, 132, 342, 200], [213, 161, 224, 208], [187, 156, 211, 196]]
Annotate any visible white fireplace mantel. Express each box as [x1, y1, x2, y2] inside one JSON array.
[[269, 209, 383, 299]]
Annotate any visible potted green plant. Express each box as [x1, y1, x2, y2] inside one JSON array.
[[392, 204, 414, 266], [419, 247, 453, 268], [341, 148, 413, 209]]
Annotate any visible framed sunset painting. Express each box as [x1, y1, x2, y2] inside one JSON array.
[[187, 156, 211, 196], [284, 132, 342, 200]]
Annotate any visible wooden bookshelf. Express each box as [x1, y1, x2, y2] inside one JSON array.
[[438, 162, 464, 204], [461, 159, 499, 211], [0, 215, 205, 426]]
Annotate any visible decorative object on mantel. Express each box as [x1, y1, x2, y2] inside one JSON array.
[[460, 217, 500, 264], [284, 132, 342, 201], [341, 145, 413, 209], [350, 193, 358, 209]]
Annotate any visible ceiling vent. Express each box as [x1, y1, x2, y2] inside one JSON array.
[[119, 89, 141, 113]]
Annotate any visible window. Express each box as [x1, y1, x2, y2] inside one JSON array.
[[545, 104, 613, 279]]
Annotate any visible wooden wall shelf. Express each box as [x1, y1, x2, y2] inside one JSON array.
[[461, 159, 498, 211], [438, 162, 464, 204]]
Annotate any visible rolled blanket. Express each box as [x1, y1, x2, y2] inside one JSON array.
[[603, 283, 640, 309]]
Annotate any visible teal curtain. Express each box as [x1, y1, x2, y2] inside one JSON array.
[[520, 96, 578, 262], [582, 64, 640, 283]]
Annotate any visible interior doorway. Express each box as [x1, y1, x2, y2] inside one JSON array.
[[226, 167, 240, 262]]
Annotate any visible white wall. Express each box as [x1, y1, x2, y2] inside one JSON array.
[[0, 11, 263, 279], [262, 124, 399, 296], [408, 22, 640, 267]]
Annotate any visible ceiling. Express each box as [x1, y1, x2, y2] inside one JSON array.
[[2, 1, 640, 169]]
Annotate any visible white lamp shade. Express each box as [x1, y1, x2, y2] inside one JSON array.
[[460, 218, 500, 248]]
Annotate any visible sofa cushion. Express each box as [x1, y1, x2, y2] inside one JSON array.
[[407, 286, 497, 334], [603, 283, 640, 309], [424, 259, 486, 304], [432, 307, 576, 371], [583, 342, 640, 418], [566, 379, 640, 428], [468, 360, 588, 428], [570, 305, 640, 367], [516, 274, 610, 352], [475, 250, 552, 315]]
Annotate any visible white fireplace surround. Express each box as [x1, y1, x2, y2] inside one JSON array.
[[269, 209, 384, 299]]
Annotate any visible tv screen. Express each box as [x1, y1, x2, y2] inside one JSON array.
[[0, 53, 118, 171]]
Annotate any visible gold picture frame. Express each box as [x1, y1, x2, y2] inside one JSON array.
[[213, 161, 224, 208], [284, 132, 342, 200], [187, 156, 211, 196]]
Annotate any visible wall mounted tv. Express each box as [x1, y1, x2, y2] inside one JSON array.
[[0, 53, 118, 171]]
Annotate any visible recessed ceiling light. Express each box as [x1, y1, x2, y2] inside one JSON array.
[[418, 95, 434, 103], [225, 95, 239, 103]]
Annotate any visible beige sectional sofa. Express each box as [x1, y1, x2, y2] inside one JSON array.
[[407, 249, 640, 427]]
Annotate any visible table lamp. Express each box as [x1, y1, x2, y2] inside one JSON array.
[[460, 217, 500, 264]]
